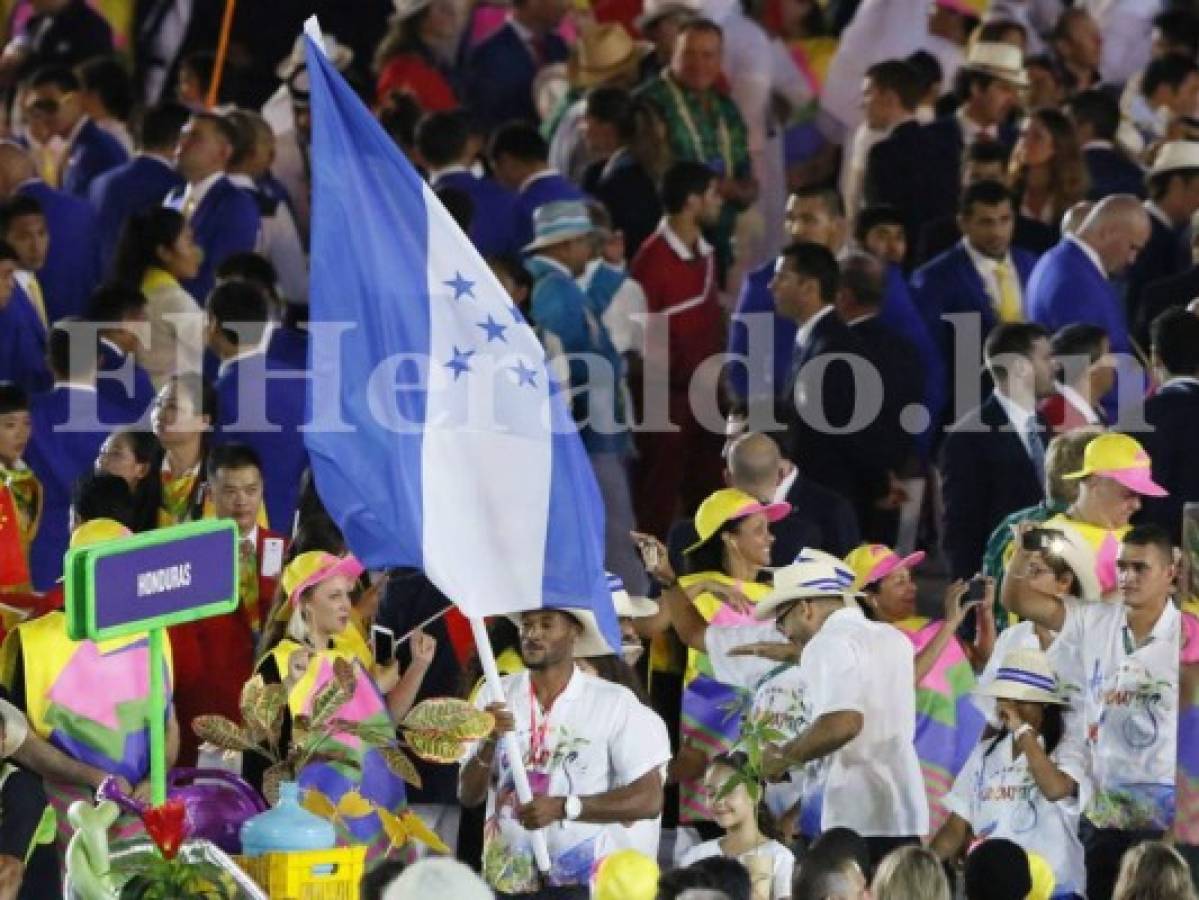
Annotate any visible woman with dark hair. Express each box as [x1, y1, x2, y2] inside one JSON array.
[[931, 648, 1086, 898], [150, 374, 217, 526], [373, 0, 460, 112], [1010, 108, 1089, 227], [95, 429, 163, 532], [111, 208, 204, 388], [632, 487, 788, 835]]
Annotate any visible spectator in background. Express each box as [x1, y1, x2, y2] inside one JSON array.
[[630, 161, 725, 541], [75, 55, 135, 154], [373, 0, 460, 113], [962, 839, 1036, 900], [1137, 210, 1199, 347], [164, 112, 261, 301], [23, 64, 128, 198], [88, 101, 188, 269], [1132, 308, 1199, 543], [0, 196, 50, 341], [941, 323, 1053, 579], [1111, 841, 1198, 900], [1048, 7, 1101, 95], [870, 847, 950, 900], [581, 88, 664, 259], [1009, 107, 1088, 229], [1040, 323, 1110, 435], [463, 0, 569, 130], [853, 205, 907, 269], [94, 429, 162, 534], [0, 239, 49, 393], [1067, 90, 1145, 202], [0, 0, 112, 89], [86, 282, 156, 423], [488, 121, 584, 250], [1131, 54, 1199, 147], [1023, 53, 1065, 113]]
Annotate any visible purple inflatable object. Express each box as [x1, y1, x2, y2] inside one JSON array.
[[100, 768, 267, 854]]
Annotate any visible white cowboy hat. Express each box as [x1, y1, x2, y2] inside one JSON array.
[[1032, 524, 1101, 601], [276, 33, 354, 80], [508, 607, 614, 658], [635, 0, 701, 31], [1149, 141, 1199, 178], [753, 548, 863, 622], [976, 648, 1066, 705], [962, 41, 1029, 88]]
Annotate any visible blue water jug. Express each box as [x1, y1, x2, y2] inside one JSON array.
[[239, 782, 337, 858]]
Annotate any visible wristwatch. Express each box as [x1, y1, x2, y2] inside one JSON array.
[[564, 795, 582, 821]]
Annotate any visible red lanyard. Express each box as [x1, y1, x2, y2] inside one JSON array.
[[528, 678, 561, 768]]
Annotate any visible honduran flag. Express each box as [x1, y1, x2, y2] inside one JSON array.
[[300, 27, 618, 652]]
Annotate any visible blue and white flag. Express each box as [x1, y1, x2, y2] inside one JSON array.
[[301, 35, 617, 651]]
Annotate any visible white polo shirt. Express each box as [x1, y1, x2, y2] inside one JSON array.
[[801, 606, 929, 836], [1057, 597, 1182, 831], [595, 701, 672, 860], [944, 731, 1088, 896], [469, 667, 671, 894]]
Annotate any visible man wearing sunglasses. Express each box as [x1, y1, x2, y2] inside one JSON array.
[[23, 65, 127, 199]]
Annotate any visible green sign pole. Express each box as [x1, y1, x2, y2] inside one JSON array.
[[148, 628, 166, 806]]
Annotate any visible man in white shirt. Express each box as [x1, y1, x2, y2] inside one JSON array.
[[1003, 523, 1191, 900], [459, 607, 667, 899], [757, 549, 928, 864]]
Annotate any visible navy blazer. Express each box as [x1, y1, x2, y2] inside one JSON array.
[[1128, 380, 1199, 543], [464, 22, 569, 131], [916, 213, 1056, 266], [778, 309, 890, 519], [0, 283, 49, 392], [89, 154, 183, 269], [1137, 265, 1199, 346], [1125, 211, 1189, 333], [940, 393, 1047, 578], [25, 385, 126, 588], [864, 120, 951, 262], [920, 116, 1017, 228], [61, 118, 128, 199], [431, 169, 523, 258], [18, 179, 101, 321], [1084, 146, 1146, 201], [97, 339, 156, 424], [164, 175, 261, 301], [583, 151, 661, 259], [214, 350, 310, 532]]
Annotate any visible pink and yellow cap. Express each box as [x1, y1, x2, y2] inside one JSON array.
[[685, 488, 790, 554], [281, 551, 364, 607], [1064, 433, 1167, 497], [843, 543, 926, 590]]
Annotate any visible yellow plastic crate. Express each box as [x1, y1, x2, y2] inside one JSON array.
[[235, 846, 366, 899]]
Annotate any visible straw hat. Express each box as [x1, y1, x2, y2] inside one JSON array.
[[1149, 140, 1199, 177], [962, 41, 1029, 87], [1029, 525, 1101, 601], [276, 34, 354, 80], [509, 607, 615, 658], [975, 648, 1066, 705], [753, 549, 862, 621], [568, 24, 652, 89]]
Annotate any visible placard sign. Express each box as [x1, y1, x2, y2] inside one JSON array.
[[66, 520, 238, 640], [64, 518, 240, 804]]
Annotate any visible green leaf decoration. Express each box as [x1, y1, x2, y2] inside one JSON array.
[[401, 698, 494, 741], [191, 715, 259, 753], [406, 730, 470, 765], [328, 718, 398, 746], [379, 747, 423, 788], [261, 762, 292, 806], [309, 676, 352, 730], [241, 680, 288, 745]]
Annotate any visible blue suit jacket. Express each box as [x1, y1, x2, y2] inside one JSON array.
[[1027, 238, 1136, 416], [97, 340, 155, 424], [18, 179, 101, 322], [266, 324, 309, 371], [25, 385, 126, 588], [0, 283, 50, 392], [515, 172, 585, 250], [88, 155, 183, 269], [910, 242, 1038, 341], [165, 176, 261, 301], [61, 118, 128, 199], [432, 169, 522, 257], [464, 22, 569, 131], [214, 351, 310, 532]]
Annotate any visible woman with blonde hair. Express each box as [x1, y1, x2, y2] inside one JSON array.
[[870, 845, 951, 900], [1010, 108, 1090, 227], [1112, 840, 1198, 900]]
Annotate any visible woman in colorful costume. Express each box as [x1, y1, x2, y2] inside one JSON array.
[[0, 519, 178, 856], [632, 487, 789, 834], [0, 385, 40, 614], [844, 544, 992, 834], [249, 551, 435, 860]]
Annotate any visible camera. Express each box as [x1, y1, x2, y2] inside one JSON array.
[[1022, 528, 1051, 552]]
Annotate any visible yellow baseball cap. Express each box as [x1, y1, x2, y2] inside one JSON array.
[[1063, 433, 1167, 497], [68, 518, 132, 550], [843, 544, 926, 590], [1025, 851, 1056, 900], [281, 551, 364, 608], [685, 488, 790, 554], [591, 849, 659, 900]]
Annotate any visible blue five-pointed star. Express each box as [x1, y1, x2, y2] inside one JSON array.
[[477, 314, 508, 343], [444, 271, 475, 301], [512, 359, 538, 388], [445, 346, 476, 380]]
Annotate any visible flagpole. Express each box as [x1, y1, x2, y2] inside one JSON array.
[[206, 0, 237, 108], [468, 616, 552, 873]]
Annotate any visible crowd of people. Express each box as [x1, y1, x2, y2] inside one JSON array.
[[3, 0, 1199, 898]]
